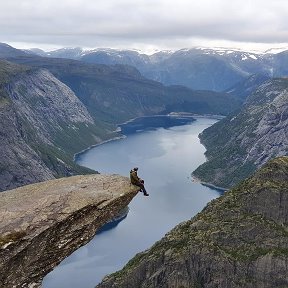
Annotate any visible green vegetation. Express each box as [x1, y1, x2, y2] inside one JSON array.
[[193, 78, 288, 188], [0, 61, 28, 83], [100, 157, 288, 286]]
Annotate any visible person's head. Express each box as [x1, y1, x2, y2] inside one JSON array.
[[133, 167, 138, 171]]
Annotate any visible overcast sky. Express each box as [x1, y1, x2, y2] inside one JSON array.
[[1, 0, 288, 52]]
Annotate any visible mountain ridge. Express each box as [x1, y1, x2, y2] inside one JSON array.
[[25, 45, 288, 91]]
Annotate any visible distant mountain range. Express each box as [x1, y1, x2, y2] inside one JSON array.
[[23, 45, 288, 91]]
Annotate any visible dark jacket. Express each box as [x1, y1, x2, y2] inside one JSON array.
[[130, 169, 140, 185]]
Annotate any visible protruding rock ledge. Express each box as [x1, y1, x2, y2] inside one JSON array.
[[0, 174, 139, 288]]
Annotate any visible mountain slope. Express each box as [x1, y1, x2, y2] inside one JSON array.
[[225, 73, 270, 102], [0, 43, 29, 58], [193, 78, 288, 188], [6, 55, 241, 123], [97, 156, 288, 288], [0, 60, 106, 191]]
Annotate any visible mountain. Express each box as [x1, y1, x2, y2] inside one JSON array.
[[33, 47, 85, 59], [193, 78, 288, 188], [5, 55, 241, 123], [0, 60, 109, 191], [80, 48, 255, 91], [25, 47, 266, 91], [80, 47, 278, 91], [225, 73, 270, 102], [0, 43, 29, 58], [0, 52, 241, 191], [97, 156, 288, 288], [272, 50, 288, 76], [25, 46, 288, 92], [27, 47, 150, 65]]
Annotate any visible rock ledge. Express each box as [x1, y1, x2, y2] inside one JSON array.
[[0, 174, 139, 287]]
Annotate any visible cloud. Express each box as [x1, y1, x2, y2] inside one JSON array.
[[1, 0, 288, 50]]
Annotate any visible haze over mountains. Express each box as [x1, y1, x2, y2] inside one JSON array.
[[25, 45, 288, 91]]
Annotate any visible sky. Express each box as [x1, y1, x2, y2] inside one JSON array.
[[1, 0, 288, 53]]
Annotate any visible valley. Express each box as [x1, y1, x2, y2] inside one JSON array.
[[0, 42, 287, 288]]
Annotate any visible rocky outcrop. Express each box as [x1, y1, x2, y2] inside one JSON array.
[[0, 174, 139, 287], [97, 157, 288, 288], [193, 78, 288, 188]]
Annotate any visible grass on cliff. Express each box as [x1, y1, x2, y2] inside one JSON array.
[[101, 157, 288, 285]]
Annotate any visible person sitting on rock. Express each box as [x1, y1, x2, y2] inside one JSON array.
[[130, 167, 149, 196]]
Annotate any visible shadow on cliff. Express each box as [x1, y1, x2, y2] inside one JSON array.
[[96, 207, 129, 235]]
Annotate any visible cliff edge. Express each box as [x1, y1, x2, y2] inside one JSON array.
[[97, 156, 288, 288], [0, 174, 139, 288]]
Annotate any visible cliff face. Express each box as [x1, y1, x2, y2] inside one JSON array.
[[97, 157, 288, 288], [0, 174, 139, 288], [193, 78, 288, 188], [0, 60, 108, 191]]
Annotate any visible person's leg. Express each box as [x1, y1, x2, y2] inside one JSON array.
[[139, 183, 149, 196]]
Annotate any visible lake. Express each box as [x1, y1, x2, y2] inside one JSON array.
[[42, 115, 221, 288]]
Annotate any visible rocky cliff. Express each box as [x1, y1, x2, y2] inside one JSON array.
[[193, 78, 288, 188], [97, 156, 288, 288], [0, 60, 110, 191], [0, 174, 139, 288]]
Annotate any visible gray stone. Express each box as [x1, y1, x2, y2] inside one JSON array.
[[0, 174, 139, 287]]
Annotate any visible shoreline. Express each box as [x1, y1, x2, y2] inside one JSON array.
[[73, 113, 203, 161], [74, 113, 226, 174], [191, 175, 228, 193], [73, 135, 126, 162]]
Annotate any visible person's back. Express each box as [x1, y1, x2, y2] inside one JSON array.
[[130, 169, 139, 185], [129, 167, 149, 196]]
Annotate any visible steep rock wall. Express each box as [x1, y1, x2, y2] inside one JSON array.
[[0, 61, 106, 191], [193, 78, 288, 188]]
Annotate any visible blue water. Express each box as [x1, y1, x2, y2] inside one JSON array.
[[42, 116, 221, 288]]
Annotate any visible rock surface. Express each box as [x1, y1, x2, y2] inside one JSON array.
[[0, 174, 139, 288], [97, 157, 288, 288], [193, 78, 288, 188], [0, 60, 105, 192]]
